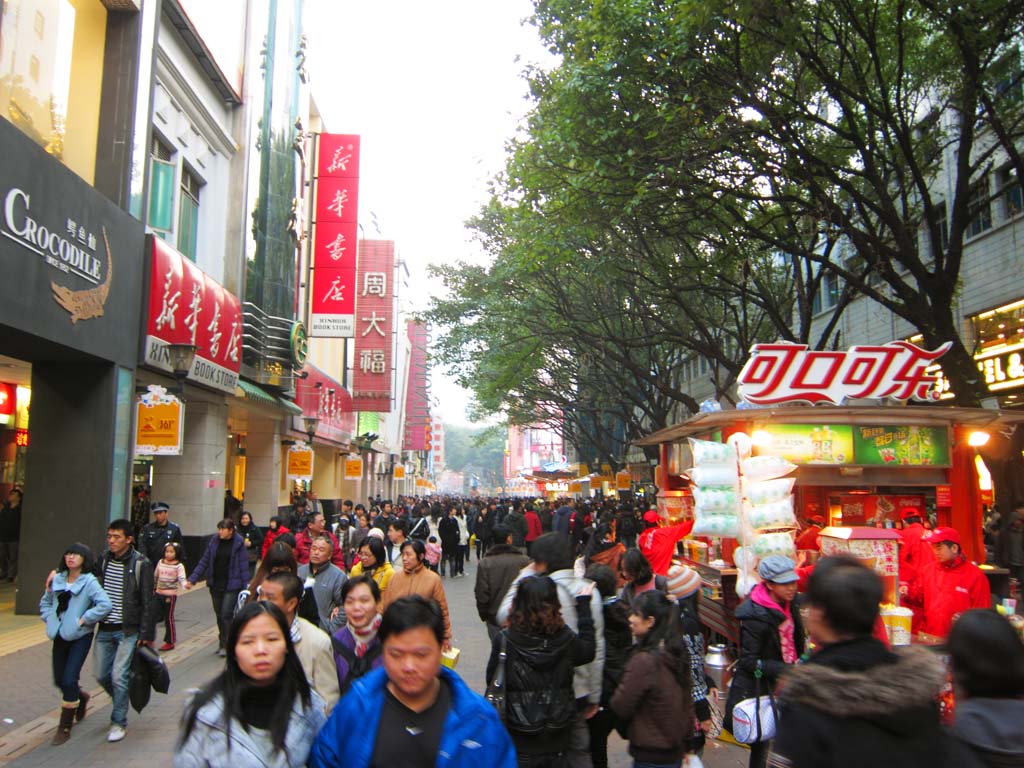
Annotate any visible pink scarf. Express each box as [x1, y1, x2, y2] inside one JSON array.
[[348, 613, 382, 657], [751, 582, 798, 664]]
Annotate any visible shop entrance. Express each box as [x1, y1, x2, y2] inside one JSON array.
[[0, 354, 30, 617]]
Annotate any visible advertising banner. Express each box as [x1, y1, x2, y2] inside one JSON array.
[[616, 471, 632, 491], [852, 425, 950, 467], [344, 457, 363, 480], [143, 238, 242, 393], [839, 494, 926, 526], [751, 424, 855, 465], [310, 134, 360, 338], [404, 321, 430, 450], [394, 465, 406, 480], [134, 385, 184, 456], [351, 240, 394, 411], [287, 444, 314, 481], [0, 383, 14, 426]]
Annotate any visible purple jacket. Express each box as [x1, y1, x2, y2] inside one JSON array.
[[188, 533, 249, 592], [331, 626, 384, 693]]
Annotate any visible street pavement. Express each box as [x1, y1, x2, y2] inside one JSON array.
[[0, 556, 747, 767]]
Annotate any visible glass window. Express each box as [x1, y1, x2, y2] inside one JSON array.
[[967, 177, 992, 238], [148, 137, 175, 233], [999, 166, 1022, 220], [178, 166, 201, 261], [0, 0, 107, 183], [812, 271, 842, 314]]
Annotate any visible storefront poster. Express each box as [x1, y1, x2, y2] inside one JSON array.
[[394, 465, 406, 480], [616, 471, 632, 490], [287, 444, 313, 481], [134, 386, 184, 456], [752, 424, 854, 465], [344, 457, 363, 480], [838, 494, 926, 526], [852, 425, 950, 466]]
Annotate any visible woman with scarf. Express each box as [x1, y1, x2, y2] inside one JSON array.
[[724, 555, 805, 768], [40, 543, 112, 745], [619, 547, 667, 608], [330, 576, 385, 694]]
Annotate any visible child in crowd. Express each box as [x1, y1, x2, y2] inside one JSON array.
[[155, 542, 188, 650], [425, 536, 442, 573]]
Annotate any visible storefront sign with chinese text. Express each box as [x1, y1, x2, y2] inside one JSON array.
[[394, 465, 406, 480], [404, 321, 431, 450], [351, 239, 394, 411], [738, 341, 951, 405], [344, 457, 363, 480], [134, 385, 184, 456], [616, 471, 632, 491], [287, 443, 314, 481], [144, 238, 242, 393], [852, 425, 950, 466], [310, 134, 360, 337], [292, 365, 355, 445]]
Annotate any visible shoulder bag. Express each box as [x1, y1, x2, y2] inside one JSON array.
[[484, 632, 508, 721], [731, 660, 779, 744]]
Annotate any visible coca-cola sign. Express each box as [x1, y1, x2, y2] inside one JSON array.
[[738, 341, 952, 406]]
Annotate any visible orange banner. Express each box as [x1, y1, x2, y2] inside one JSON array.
[[287, 447, 314, 479], [344, 457, 363, 480], [135, 391, 184, 456], [394, 465, 406, 479]]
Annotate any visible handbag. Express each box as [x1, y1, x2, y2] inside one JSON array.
[[731, 661, 778, 744], [484, 632, 508, 720]]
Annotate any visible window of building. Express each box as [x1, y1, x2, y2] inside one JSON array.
[[992, 50, 1023, 107], [178, 166, 201, 261], [998, 165, 1023, 220], [812, 270, 842, 315], [0, 0, 108, 183], [148, 137, 175, 236], [967, 177, 993, 238]]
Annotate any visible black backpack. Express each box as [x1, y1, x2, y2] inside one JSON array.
[[331, 635, 382, 694]]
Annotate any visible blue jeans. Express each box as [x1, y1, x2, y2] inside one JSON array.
[[94, 629, 137, 727], [52, 634, 93, 702]]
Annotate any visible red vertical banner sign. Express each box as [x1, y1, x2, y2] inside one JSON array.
[[403, 321, 430, 450], [351, 239, 394, 411], [310, 134, 360, 337]]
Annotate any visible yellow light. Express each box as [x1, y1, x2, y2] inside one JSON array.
[[968, 431, 990, 447], [751, 429, 774, 447], [975, 455, 993, 491]]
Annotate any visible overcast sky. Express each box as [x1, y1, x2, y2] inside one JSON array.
[[305, 0, 552, 426]]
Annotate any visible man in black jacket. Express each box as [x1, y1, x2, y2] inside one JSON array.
[[94, 518, 157, 743], [474, 526, 530, 641], [139, 502, 185, 568], [768, 556, 951, 768]]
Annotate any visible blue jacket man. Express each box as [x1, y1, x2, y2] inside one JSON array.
[[310, 596, 516, 768]]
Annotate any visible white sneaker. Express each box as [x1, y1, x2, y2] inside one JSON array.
[[107, 725, 126, 742]]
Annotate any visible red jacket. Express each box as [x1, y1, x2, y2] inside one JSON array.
[[905, 555, 990, 638], [261, 525, 291, 558], [898, 523, 930, 584], [795, 525, 821, 552], [638, 521, 694, 575], [294, 529, 347, 570], [524, 510, 543, 542]]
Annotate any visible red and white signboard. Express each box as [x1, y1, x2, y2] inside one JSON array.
[[310, 134, 360, 338], [144, 237, 242, 394], [293, 364, 356, 445], [738, 341, 952, 406], [351, 240, 394, 411], [403, 321, 430, 450]]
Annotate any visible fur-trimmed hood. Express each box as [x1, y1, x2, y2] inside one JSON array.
[[781, 639, 945, 723]]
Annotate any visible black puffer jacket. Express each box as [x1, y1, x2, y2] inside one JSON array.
[[599, 596, 633, 709], [724, 591, 805, 731], [487, 594, 596, 755], [768, 638, 955, 768]]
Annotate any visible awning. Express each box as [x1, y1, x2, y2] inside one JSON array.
[[235, 380, 303, 415]]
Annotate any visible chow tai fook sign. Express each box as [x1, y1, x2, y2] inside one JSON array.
[[143, 238, 242, 394], [738, 341, 952, 405], [310, 134, 360, 338], [351, 239, 395, 412]]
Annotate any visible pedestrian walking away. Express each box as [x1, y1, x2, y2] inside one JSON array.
[[475, 526, 531, 641], [40, 542, 112, 745], [174, 601, 327, 767], [94, 518, 157, 743]]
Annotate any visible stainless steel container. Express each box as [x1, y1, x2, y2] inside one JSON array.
[[704, 643, 732, 695]]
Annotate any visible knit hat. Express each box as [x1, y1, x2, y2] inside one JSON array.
[[366, 527, 385, 540], [666, 564, 702, 600]]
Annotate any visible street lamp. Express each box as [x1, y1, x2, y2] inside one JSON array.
[[302, 415, 319, 446], [165, 343, 197, 396]]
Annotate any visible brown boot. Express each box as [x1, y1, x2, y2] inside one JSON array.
[[75, 691, 90, 722], [51, 706, 75, 746]]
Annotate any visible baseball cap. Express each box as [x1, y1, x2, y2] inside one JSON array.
[[151, 502, 170, 513], [643, 510, 660, 524], [758, 555, 798, 584], [666, 564, 702, 600], [808, 515, 825, 525], [925, 527, 961, 546], [899, 507, 922, 522]]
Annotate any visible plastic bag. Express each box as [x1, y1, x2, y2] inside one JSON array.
[[689, 438, 736, 466], [692, 486, 741, 512], [692, 513, 740, 539], [742, 477, 795, 506], [688, 466, 740, 488], [740, 455, 797, 482], [752, 531, 796, 560], [747, 497, 798, 532]]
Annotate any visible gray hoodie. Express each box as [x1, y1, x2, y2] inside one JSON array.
[[951, 698, 1024, 768]]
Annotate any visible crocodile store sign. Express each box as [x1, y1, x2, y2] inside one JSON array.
[[0, 118, 144, 368]]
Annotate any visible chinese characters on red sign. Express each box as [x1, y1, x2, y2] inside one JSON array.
[[144, 238, 242, 393], [310, 134, 360, 338], [351, 240, 394, 411], [737, 341, 952, 406], [403, 321, 430, 450], [294, 364, 356, 444]]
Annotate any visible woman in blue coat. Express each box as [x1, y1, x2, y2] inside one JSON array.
[[39, 542, 112, 745]]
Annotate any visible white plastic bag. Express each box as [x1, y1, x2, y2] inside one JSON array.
[[692, 513, 740, 538], [747, 497, 798, 531], [689, 438, 737, 466], [692, 486, 741, 512], [740, 455, 797, 482], [688, 466, 741, 488], [752, 531, 796, 560], [742, 477, 796, 506]]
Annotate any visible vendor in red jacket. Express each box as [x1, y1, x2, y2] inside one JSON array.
[[795, 515, 825, 552], [897, 507, 931, 632], [900, 527, 990, 638], [637, 511, 694, 575]]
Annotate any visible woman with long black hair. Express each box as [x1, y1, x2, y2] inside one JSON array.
[[611, 590, 695, 768], [174, 601, 326, 767]]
